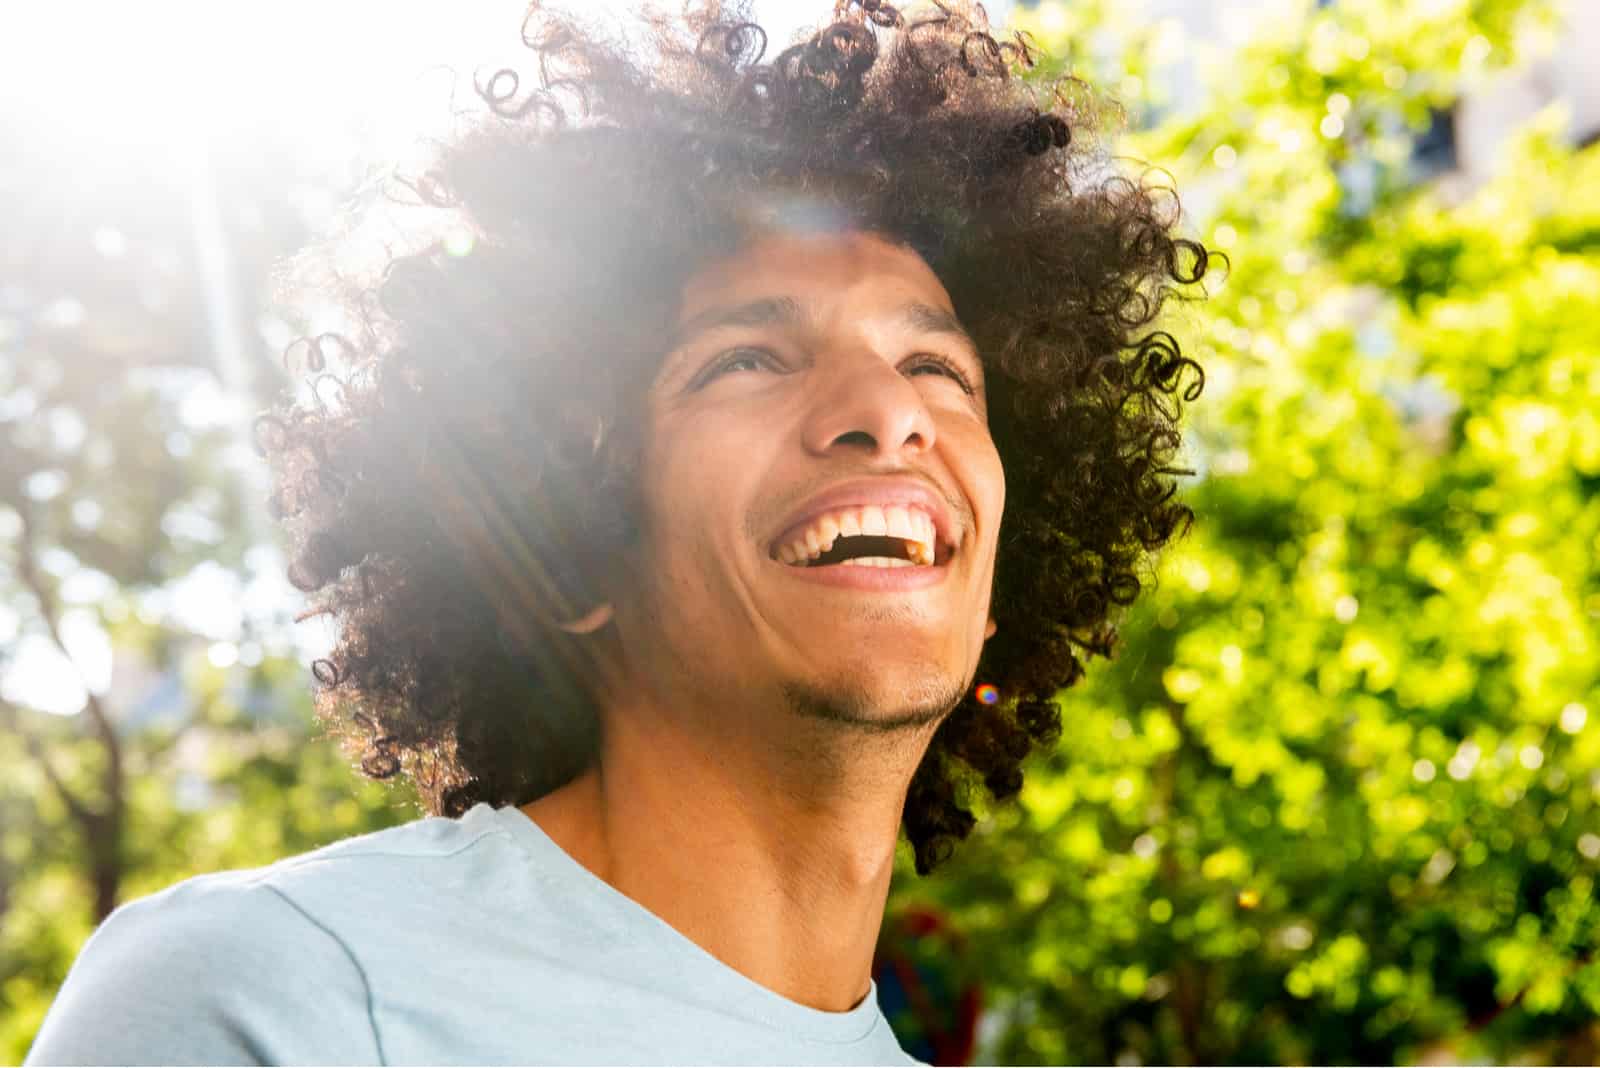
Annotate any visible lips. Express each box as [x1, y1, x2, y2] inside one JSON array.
[[767, 477, 958, 566]]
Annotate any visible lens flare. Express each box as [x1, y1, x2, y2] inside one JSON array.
[[976, 683, 999, 705]]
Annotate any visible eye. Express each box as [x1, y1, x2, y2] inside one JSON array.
[[695, 346, 778, 387], [905, 352, 976, 395]]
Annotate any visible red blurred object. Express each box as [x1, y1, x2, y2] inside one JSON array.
[[872, 905, 982, 1066]]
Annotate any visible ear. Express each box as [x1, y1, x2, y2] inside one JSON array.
[[984, 617, 997, 640], [556, 602, 614, 635]]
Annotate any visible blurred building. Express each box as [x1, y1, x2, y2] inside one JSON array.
[[1455, 2, 1600, 168], [1125, 0, 1600, 178]]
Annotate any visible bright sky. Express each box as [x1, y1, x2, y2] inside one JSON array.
[[1, 2, 859, 156], [2, 1, 1017, 143]]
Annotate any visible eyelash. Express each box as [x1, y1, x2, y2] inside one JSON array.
[[698, 347, 976, 395]]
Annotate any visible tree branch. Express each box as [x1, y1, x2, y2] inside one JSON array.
[[11, 500, 128, 919], [13, 503, 124, 824], [0, 697, 96, 826]]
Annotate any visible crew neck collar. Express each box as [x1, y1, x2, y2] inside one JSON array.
[[478, 801, 890, 1045]]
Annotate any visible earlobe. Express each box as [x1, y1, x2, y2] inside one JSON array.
[[557, 602, 615, 635], [984, 617, 997, 640]]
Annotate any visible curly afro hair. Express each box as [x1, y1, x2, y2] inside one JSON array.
[[261, 0, 1212, 875]]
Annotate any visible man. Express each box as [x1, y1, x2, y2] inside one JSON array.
[[27, 1, 1208, 1063]]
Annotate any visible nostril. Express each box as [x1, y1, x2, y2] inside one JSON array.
[[832, 430, 876, 449]]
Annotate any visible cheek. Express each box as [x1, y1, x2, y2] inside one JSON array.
[[640, 414, 767, 567], [945, 419, 1005, 524], [974, 418, 1005, 512]]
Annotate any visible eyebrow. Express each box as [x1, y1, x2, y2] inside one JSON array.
[[673, 297, 977, 354], [674, 296, 805, 345], [898, 301, 977, 353]]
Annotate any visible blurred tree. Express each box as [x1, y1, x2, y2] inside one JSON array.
[[888, 0, 1599, 1063], [0, 109, 414, 1061]]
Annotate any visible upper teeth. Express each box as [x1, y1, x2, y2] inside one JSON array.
[[776, 505, 937, 567]]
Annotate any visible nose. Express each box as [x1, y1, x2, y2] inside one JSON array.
[[799, 351, 937, 460]]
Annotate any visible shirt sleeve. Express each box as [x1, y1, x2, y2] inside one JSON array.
[[24, 875, 383, 1066]]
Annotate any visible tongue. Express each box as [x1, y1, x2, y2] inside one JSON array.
[[813, 535, 910, 566]]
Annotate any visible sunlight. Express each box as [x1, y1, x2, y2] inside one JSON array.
[[0, 614, 111, 718], [7, 3, 526, 158], [4, 2, 848, 161]]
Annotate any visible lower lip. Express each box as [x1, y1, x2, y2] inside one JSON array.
[[770, 557, 953, 591]]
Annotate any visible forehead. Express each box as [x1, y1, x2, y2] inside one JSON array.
[[678, 230, 954, 320]]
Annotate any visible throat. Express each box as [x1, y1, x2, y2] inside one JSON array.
[[811, 534, 912, 566]]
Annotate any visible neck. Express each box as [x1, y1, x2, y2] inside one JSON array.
[[520, 692, 935, 1013]]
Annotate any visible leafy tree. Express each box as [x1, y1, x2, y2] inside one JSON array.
[[890, 0, 1599, 1063], [0, 109, 415, 1062]]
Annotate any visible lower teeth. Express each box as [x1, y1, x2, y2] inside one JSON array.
[[837, 557, 914, 568]]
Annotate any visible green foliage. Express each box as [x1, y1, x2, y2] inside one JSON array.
[[889, 0, 1599, 1063]]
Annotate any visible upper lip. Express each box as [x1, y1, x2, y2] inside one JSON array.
[[768, 476, 959, 563]]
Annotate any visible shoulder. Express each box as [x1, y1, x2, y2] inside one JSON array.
[[26, 871, 378, 1065], [64, 867, 363, 991], [26, 808, 510, 1066], [247, 802, 523, 925]]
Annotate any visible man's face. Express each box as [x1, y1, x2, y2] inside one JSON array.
[[611, 230, 1004, 735]]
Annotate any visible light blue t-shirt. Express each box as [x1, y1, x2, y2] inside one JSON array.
[[25, 803, 920, 1066]]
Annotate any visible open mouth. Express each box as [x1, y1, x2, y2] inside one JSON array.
[[769, 505, 954, 569]]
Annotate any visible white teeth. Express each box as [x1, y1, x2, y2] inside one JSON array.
[[818, 515, 840, 555], [885, 506, 914, 541], [776, 504, 940, 567], [839, 556, 913, 568]]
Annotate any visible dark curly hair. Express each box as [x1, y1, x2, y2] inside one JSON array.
[[260, 0, 1211, 875]]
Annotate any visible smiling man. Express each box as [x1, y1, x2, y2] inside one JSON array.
[[522, 229, 1008, 1025], [27, 2, 1208, 1065]]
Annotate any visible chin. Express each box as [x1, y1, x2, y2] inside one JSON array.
[[781, 665, 967, 733]]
